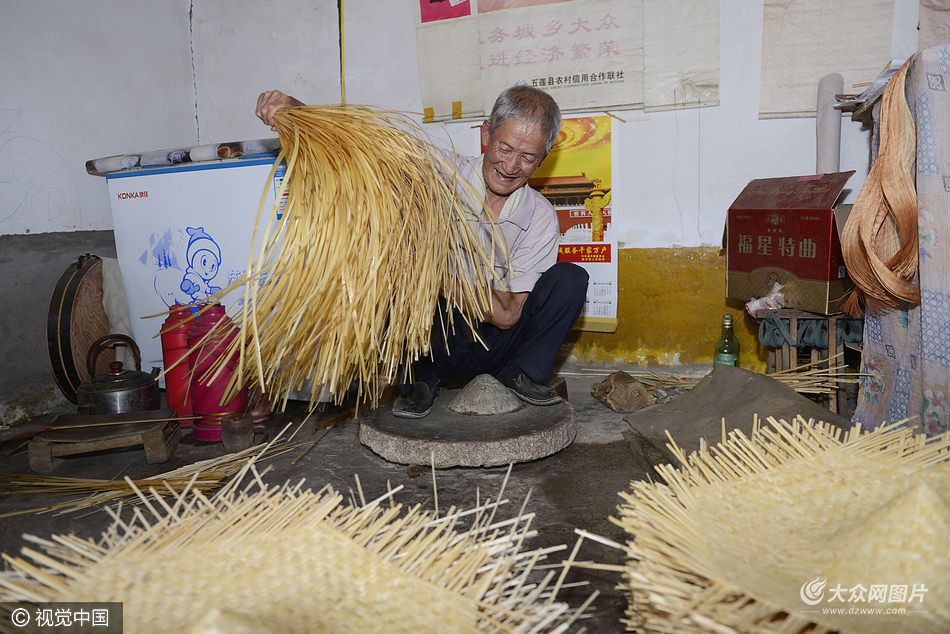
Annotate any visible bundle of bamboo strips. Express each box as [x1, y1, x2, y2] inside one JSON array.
[[0, 466, 597, 634], [842, 57, 920, 316], [166, 105, 500, 411], [614, 416, 950, 633]]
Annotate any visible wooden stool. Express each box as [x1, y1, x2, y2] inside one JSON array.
[[29, 419, 181, 474], [756, 309, 848, 415]]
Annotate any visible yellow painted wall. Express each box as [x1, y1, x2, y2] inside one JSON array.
[[565, 247, 768, 372]]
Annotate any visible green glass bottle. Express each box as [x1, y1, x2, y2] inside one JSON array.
[[714, 313, 740, 367]]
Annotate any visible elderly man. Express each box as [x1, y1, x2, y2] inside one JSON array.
[[256, 86, 588, 418]]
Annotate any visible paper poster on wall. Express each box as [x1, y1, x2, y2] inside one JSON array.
[[529, 115, 618, 332], [759, 0, 893, 118], [419, 0, 471, 23], [415, 0, 646, 121], [479, 0, 575, 12], [415, 0, 719, 122], [477, 0, 642, 114]]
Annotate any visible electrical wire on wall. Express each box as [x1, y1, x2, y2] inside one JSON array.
[[339, 0, 345, 105]]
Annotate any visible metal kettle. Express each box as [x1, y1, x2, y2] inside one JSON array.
[[76, 334, 161, 415]]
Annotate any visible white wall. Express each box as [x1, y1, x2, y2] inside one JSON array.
[[0, 0, 342, 235], [0, 1, 196, 234], [0, 0, 920, 241], [192, 0, 342, 144]]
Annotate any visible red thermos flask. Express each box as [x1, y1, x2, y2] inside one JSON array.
[[160, 304, 194, 425], [187, 304, 249, 442]]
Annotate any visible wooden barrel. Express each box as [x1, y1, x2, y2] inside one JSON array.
[[47, 254, 115, 403]]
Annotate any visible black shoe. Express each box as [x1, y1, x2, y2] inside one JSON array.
[[393, 382, 438, 418], [495, 372, 562, 406]]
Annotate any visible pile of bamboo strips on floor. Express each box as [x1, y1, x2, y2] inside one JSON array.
[[174, 105, 499, 410], [766, 354, 861, 395], [614, 416, 950, 634], [571, 355, 863, 397], [0, 433, 299, 519], [0, 465, 596, 634]]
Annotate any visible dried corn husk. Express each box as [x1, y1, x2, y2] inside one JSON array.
[[165, 105, 502, 410], [616, 417, 950, 633], [0, 466, 596, 634], [842, 58, 920, 316]]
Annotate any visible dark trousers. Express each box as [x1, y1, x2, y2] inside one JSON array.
[[410, 262, 589, 386]]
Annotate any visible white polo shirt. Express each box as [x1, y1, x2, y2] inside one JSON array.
[[451, 153, 560, 294]]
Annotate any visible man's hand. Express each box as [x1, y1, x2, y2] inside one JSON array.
[[255, 90, 304, 127], [444, 278, 528, 329], [486, 289, 528, 329]]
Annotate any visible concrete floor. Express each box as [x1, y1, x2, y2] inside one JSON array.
[[0, 363, 666, 632]]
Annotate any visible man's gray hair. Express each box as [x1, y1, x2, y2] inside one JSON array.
[[487, 85, 562, 156]]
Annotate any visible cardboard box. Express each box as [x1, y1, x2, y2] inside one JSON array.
[[726, 171, 855, 315]]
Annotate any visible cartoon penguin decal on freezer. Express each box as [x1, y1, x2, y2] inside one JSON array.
[[146, 226, 224, 308], [180, 227, 222, 302]]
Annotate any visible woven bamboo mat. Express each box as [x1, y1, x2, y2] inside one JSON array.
[[616, 417, 950, 633], [0, 458, 598, 634]]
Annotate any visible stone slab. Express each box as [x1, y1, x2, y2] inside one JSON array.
[[359, 391, 577, 468], [622, 364, 850, 475]]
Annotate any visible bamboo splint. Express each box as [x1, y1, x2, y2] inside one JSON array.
[[624, 358, 862, 396], [0, 427, 300, 519], [162, 105, 503, 411]]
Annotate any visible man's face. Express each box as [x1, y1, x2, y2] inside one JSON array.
[[481, 118, 547, 200]]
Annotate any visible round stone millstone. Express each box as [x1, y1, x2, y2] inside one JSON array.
[[448, 374, 523, 415], [359, 390, 576, 468]]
